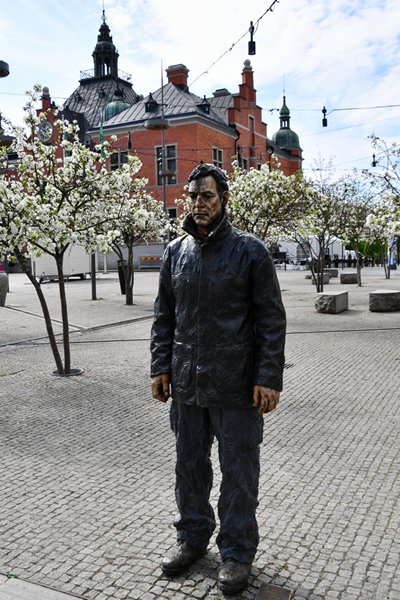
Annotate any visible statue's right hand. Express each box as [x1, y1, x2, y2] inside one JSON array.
[[151, 373, 171, 402]]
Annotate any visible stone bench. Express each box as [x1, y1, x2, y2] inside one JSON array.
[[315, 290, 348, 313], [369, 289, 400, 312], [340, 272, 358, 284], [324, 268, 339, 278]]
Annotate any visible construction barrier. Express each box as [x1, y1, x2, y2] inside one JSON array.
[[138, 256, 162, 270]]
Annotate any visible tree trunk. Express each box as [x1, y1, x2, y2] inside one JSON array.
[[356, 247, 362, 287], [294, 238, 318, 287], [382, 244, 390, 279], [56, 251, 71, 374], [316, 250, 325, 293], [15, 249, 64, 374], [125, 244, 135, 306]]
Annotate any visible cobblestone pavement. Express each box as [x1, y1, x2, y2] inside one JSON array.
[[0, 269, 399, 600]]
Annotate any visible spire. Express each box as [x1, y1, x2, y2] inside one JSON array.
[[92, 11, 119, 78], [271, 94, 301, 152], [279, 96, 290, 129]]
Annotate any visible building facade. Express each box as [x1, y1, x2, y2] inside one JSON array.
[[62, 13, 302, 216]]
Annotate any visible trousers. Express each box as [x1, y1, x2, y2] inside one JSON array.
[[169, 400, 264, 564]]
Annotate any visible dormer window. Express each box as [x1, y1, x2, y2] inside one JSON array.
[[145, 93, 159, 112], [198, 95, 210, 114]]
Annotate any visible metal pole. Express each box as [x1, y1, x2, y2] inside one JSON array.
[[91, 253, 96, 300], [161, 126, 167, 213], [161, 61, 167, 214]]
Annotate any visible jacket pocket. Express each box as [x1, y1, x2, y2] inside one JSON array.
[[214, 345, 252, 395], [171, 342, 194, 393]]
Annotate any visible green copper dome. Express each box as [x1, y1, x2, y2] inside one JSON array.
[[104, 88, 130, 121], [272, 128, 300, 150], [271, 96, 300, 150]]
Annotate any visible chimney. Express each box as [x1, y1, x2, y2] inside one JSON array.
[[41, 87, 52, 110], [213, 88, 231, 97], [166, 64, 189, 91]]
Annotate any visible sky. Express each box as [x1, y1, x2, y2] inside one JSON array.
[[1, 0, 400, 176]]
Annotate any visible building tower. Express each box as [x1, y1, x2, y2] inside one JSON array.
[[63, 11, 140, 143], [269, 96, 302, 174], [92, 10, 119, 78]]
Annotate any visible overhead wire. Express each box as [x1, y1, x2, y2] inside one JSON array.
[[190, 0, 279, 87]]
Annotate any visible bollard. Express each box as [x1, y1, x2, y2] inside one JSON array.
[[0, 272, 8, 306]]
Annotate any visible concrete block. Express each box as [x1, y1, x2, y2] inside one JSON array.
[[311, 272, 330, 284], [324, 268, 339, 277], [340, 272, 358, 284], [369, 289, 400, 312], [257, 583, 293, 599], [315, 290, 349, 313]]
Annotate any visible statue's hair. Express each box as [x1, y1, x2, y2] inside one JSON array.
[[188, 163, 229, 196]]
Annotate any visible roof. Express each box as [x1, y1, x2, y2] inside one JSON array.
[[271, 127, 301, 151], [208, 92, 235, 124], [64, 76, 140, 130], [99, 82, 236, 134]]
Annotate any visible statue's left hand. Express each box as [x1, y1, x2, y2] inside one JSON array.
[[253, 385, 280, 416]]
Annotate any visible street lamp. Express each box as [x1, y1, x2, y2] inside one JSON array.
[[322, 106, 328, 127], [0, 60, 9, 78]]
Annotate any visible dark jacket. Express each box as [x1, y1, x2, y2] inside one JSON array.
[[150, 211, 286, 408]]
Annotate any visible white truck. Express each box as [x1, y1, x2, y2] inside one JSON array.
[[31, 245, 96, 282]]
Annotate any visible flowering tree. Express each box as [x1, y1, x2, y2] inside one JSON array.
[[0, 87, 165, 375], [364, 135, 400, 276], [107, 187, 169, 305], [334, 173, 376, 286], [283, 162, 346, 292], [365, 204, 398, 279], [367, 135, 400, 207], [228, 161, 311, 245]]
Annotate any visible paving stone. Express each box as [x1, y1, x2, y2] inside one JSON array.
[[1, 269, 400, 599]]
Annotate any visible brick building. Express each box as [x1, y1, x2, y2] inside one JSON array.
[[62, 13, 302, 217]]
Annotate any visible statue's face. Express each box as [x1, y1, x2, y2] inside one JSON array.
[[188, 175, 226, 228]]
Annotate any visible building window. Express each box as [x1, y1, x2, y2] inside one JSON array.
[[212, 147, 223, 169], [110, 151, 128, 171], [249, 116, 255, 146], [242, 158, 248, 170], [156, 145, 177, 185]]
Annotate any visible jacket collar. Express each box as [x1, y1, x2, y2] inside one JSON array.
[[182, 208, 232, 244]]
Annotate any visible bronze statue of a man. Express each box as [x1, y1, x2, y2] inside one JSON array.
[[151, 163, 286, 596]]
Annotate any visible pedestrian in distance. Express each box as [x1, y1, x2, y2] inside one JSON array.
[[150, 163, 286, 596]]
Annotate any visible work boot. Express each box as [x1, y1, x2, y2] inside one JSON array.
[[218, 559, 252, 595], [161, 542, 207, 576]]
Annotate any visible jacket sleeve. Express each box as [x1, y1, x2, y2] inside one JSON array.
[[250, 252, 286, 391], [150, 245, 176, 377]]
